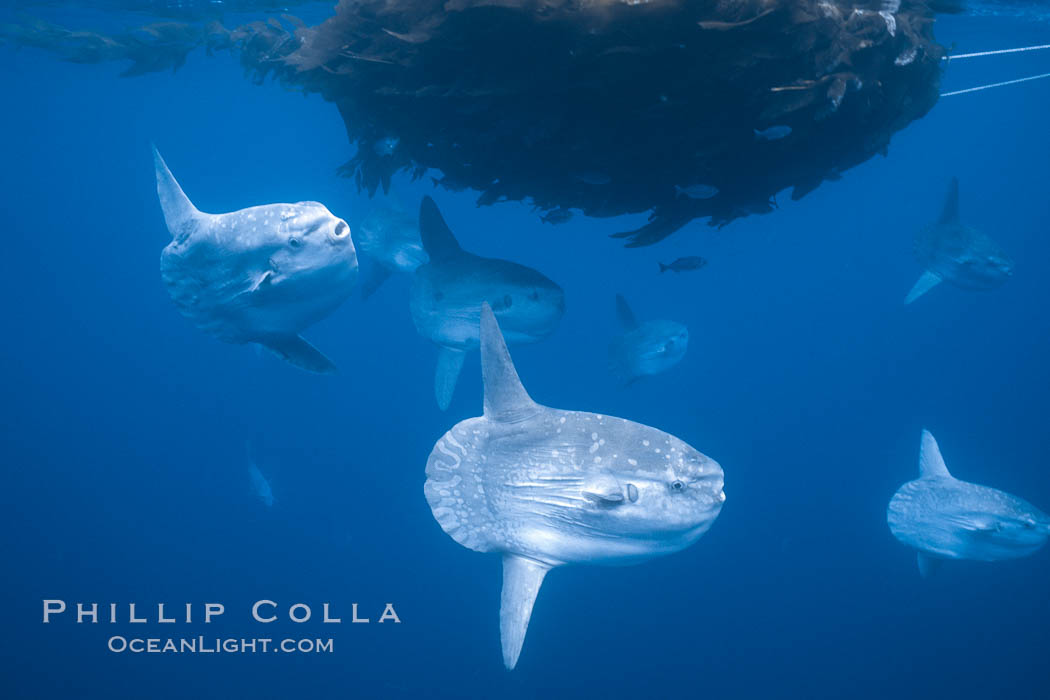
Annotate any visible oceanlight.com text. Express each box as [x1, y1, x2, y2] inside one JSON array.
[[107, 636, 334, 654]]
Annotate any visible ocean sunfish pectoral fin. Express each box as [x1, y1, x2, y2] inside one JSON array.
[[500, 554, 551, 671], [435, 346, 466, 411], [615, 294, 639, 330], [152, 144, 203, 240], [258, 335, 337, 374], [480, 303, 540, 422], [917, 551, 942, 579], [360, 264, 393, 300], [904, 270, 943, 304], [938, 177, 960, 225], [419, 196, 464, 262], [249, 270, 274, 293], [582, 473, 625, 503], [964, 515, 1001, 533], [918, 429, 952, 479]]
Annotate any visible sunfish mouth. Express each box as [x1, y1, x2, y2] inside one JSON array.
[[328, 220, 351, 242]]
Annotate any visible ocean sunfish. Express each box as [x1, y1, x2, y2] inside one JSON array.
[[887, 430, 1050, 577], [424, 304, 725, 669], [608, 294, 689, 385], [904, 178, 1013, 304], [153, 146, 358, 373], [409, 196, 565, 410], [355, 203, 428, 299]]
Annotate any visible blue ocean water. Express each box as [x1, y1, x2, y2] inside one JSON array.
[[2, 6, 1050, 699]]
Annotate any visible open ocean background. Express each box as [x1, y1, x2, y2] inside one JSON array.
[[2, 5, 1049, 698]]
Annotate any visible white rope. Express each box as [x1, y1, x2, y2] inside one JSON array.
[[941, 71, 1050, 97], [944, 43, 1050, 60]]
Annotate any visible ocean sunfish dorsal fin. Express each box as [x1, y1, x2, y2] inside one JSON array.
[[615, 294, 639, 330], [919, 429, 951, 479], [480, 303, 539, 423], [500, 554, 551, 670], [938, 177, 960, 225], [152, 145, 203, 240], [419, 196, 463, 262]]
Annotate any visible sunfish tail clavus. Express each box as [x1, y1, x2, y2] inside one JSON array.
[[887, 430, 1050, 577], [904, 177, 1013, 304], [409, 196, 565, 410], [424, 304, 724, 669], [153, 146, 358, 373]]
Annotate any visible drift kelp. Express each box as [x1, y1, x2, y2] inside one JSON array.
[[3, 0, 944, 244], [273, 0, 946, 244]]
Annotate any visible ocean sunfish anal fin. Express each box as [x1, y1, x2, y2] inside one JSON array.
[[152, 145, 203, 240], [419, 196, 464, 262], [435, 346, 466, 411], [258, 335, 337, 374], [360, 264, 393, 300], [918, 429, 951, 479], [917, 551, 942, 579], [480, 303, 540, 423], [500, 554, 550, 671], [615, 293, 639, 330], [904, 270, 943, 304], [938, 177, 960, 225]]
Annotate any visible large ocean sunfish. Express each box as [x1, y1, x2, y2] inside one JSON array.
[[608, 293, 689, 385], [424, 304, 725, 669], [887, 430, 1050, 577], [153, 147, 358, 373], [904, 178, 1013, 304], [409, 197, 565, 410]]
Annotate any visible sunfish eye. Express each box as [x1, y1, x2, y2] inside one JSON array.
[[289, 237, 302, 248], [670, 480, 685, 492]]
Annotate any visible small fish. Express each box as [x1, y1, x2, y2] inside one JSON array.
[[659, 256, 707, 273], [373, 136, 400, 157], [754, 125, 792, 141], [540, 208, 573, 225], [674, 184, 719, 200], [574, 171, 612, 185]]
